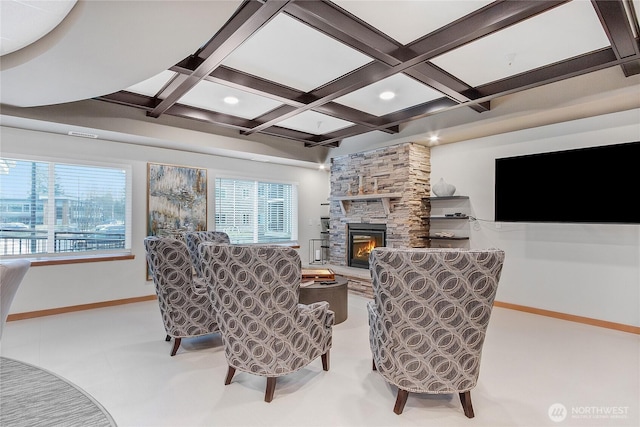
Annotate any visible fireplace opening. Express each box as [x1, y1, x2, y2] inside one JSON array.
[[348, 223, 386, 269]]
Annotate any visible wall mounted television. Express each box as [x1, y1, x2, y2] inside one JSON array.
[[494, 141, 640, 224]]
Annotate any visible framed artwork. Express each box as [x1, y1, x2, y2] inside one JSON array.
[[147, 163, 207, 278]]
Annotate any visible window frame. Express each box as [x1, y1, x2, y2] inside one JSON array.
[[0, 153, 133, 261], [214, 175, 298, 245]]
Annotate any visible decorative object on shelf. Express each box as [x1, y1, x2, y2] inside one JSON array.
[[358, 175, 364, 195], [434, 231, 455, 238], [372, 177, 378, 194], [432, 177, 456, 197]]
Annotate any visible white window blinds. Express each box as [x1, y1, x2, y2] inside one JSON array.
[[215, 177, 297, 244], [0, 157, 131, 257]]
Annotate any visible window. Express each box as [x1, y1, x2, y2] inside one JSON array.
[[0, 157, 131, 257], [215, 177, 297, 244]]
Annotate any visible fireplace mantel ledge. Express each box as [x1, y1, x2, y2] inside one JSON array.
[[332, 193, 403, 215]]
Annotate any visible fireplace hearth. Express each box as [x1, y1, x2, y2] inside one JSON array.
[[348, 223, 386, 269]]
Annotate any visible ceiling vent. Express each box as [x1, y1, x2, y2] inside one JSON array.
[[68, 131, 98, 139]]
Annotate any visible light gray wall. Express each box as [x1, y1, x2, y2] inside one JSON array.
[[1, 126, 330, 314], [430, 108, 640, 327]]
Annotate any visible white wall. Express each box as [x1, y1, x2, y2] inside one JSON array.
[[1, 126, 330, 314], [431, 109, 640, 327]]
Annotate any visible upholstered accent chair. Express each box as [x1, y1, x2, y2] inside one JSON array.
[[367, 247, 505, 418], [199, 243, 334, 402], [144, 236, 219, 356], [183, 231, 230, 279], [0, 259, 31, 341]]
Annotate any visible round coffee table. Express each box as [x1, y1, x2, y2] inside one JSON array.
[[299, 275, 348, 325]]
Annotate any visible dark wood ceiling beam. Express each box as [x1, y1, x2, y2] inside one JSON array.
[[165, 104, 259, 131], [406, 1, 569, 61], [372, 98, 461, 129], [474, 48, 622, 100], [148, 1, 290, 118], [312, 102, 399, 134], [171, 62, 400, 135], [404, 63, 490, 113], [303, 124, 380, 148], [243, 1, 568, 136], [247, 101, 398, 138], [170, 64, 309, 107], [285, 0, 403, 66], [259, 126, 336, 145], [243, 62, 393, 135], [591, 0, 640, 76], [95, 91, 159, 110], [208, 66, 309, 106], [316, 48, 630, 142], [252, 105, 299, 125], [285, 0, 489, 113]]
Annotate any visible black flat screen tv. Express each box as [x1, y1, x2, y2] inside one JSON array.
[[494, 141, 640, 224]]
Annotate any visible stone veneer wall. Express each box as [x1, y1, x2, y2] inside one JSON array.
[[329, 142, 430, 266]]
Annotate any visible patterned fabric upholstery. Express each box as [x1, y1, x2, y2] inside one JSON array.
[[367, 248, 505, 405], [0, 259, 31, 341], [144, 236, 219, 355], [183, 231, 230, 279], [199, 243, 334, 379]]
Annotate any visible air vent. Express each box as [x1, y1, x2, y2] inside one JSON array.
[[68, 131, 98, 139]]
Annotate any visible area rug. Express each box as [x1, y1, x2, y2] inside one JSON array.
[[0, 356, 116, 427]]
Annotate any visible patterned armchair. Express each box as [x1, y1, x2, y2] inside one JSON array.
[[0, 259, 31, 341], [199, 243, 334, 402], [367, 247, 505, 418], [183, 231, 230, 279], [144, 236, 219, 356]]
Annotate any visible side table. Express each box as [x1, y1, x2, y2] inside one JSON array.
[[299, 275, 348, 325]]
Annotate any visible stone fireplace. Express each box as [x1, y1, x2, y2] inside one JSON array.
[[347, 223, 386, 268], [329, 142, 431, 268]]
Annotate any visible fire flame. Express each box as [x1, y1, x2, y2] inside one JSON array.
[[356, 240, 377, 258]]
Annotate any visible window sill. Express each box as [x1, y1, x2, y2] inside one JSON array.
[[28, 253, 135, 267], [254, 241, 300, 249]]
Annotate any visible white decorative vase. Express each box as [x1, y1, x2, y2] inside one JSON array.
[[432, 178, 456, 197]]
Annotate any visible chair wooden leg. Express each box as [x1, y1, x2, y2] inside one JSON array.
[[265, 377, 276, 402], [372, 359, 377, 371], [394, 389, 409, 415], [321, 351, 330, 371], [170, 338, 181, 356], [224, 366, 236, 385], [459, 391, 475, 418]]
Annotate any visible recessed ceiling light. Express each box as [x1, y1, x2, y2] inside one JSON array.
[[429, 135, 439, 143], [224, 96, 239, 105], [379, 91, 395, 100]]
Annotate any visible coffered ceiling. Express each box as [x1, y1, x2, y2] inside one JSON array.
[[94, 0, 640, 148], [1, 0, 639, 154]]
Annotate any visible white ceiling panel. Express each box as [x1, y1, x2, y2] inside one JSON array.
[[222, 13, 372, 92], [430, 0, 612, 87], [334, 73, 444, 116], [179, 80, 283, 120], [277, 110, 353, 135], [0, 0, 77, 55], [126, 70, 176, 98], [333, 0, 492, 45], [1, 1, 243, 107]]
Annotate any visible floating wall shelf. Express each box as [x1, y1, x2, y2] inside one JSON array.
[[332, 193, 403, 215]]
